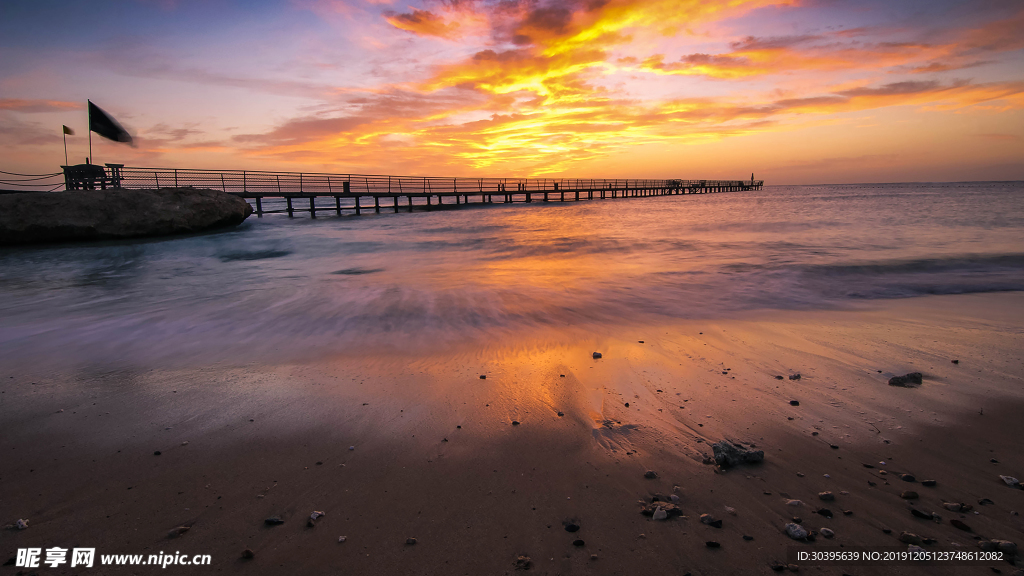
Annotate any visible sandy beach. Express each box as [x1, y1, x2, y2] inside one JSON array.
[[2, 291, 1022, 574]]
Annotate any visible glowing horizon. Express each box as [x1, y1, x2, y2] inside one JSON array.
[[1, 0, 1022, 184]]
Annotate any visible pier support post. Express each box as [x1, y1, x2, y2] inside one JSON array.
[[336, 196, 341, 214], [310, 197, 316, 218], [355, 196, 361, 215], [256, 197, 263, 217], [375, 196, 380, 213], [286, 197, 293, 217]]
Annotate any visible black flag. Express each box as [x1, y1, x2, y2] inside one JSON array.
[[88, 100, 133, 145]]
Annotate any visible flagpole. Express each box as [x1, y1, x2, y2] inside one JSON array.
[[87, 99, 92, 164], [63, 130, 68, 165]]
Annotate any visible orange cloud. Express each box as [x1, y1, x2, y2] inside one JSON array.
[[384, 8, 462, 39], [0, 99, 82, 113]]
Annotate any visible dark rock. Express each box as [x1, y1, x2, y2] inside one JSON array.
[[557, 411, 564, 417], [564, 523, 580, 533], [265, 517, 284, 525], [817, 508, 833, 519], [882, 528, 892, 534], [951, 519, 972, 531], [625, 402, 630, 407], [743, 535, 754, 541], [830, 444, 839, 450], [978, 498, 995, 505], [700, 514, 723, 528], [512, 421, 520, 426], [901, 474, 916, 482], [776, 375, 784, 380], [785, 523, 808, 539], [640, 501, 682, 518], [819, 492, 835, 501], [644, 470, 658, 479], [479, 375, 486, 379], [241, 549, 254, 559], [911, 509, 931, 519], [952, 359, 959, 364], [843, 510, 853, 516], [154, 451, 161, 456], [921, 480, 937, 487], [638, 340, 644, 343], [514, 555, 531, 570], [901, 491, 919, 499], [899, 532, 923, 545], [789, 374, 801, 380], [406, 537, 417, 545], [572, 539, 585, 547], [712, 441, 764, 467], [592, 352, 602, 359], [790, 400, 800, 406], [705, 541, 721, 548], [991, 458, 999, 463], [0, 188, 253, 245], [863, 463, 875, 468], [888, 372, 923, 387], [770, 561, 786, 571]]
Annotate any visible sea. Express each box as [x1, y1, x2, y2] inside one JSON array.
[[1, 181, 1022, 367]]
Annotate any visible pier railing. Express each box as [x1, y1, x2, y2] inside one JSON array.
[[108, 166, 762, 195]]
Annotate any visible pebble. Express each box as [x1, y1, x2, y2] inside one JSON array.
[[789, 374, 801, 380], [479, 375, 486, 379], [820, 528, 834, 538], [705, 541, 721, 548], [644, 470, 658, 479], [700, 514, 723, 528], [910, 509, 932, 519], [901, 474, 916, 482], [818, 492, 835, 501], [167, 525, 190, 538], [154, 451, 161, 456], [241, 549, 254, 559], [669, 494, 680, 502], [999, 475, 1020, 488], [338, 536, 347, 543], [564, 523, 580, 532], [592, 352, 602, 359], [817, 508, 833, 519], [265, 517, 285, 525], [790, 400, 800, 406], [14, 519, 28, 530], [724, 506, 737, 515], [512, 421, 520, 426], [653, 507, 668, 521], [952, 359, 959, 364], [786, 499, 804, 507], [743, 535, 754, 541], [921, 480, 937, 487], [349, 446, 355, 450], [514, 556, 531, 569], [557, 412, 564, 417], [888, 372, 923, 387], [406, 537, 417, 545], [899, 532, 923, 545], [901, 491, 919, 499], [572, 539, 585, 547], [951, 519, 972, 531], [785, 523, 808, 540], [591, 554, 599, 560]]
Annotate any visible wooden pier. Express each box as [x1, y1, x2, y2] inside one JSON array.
[[70, 166, 764, 217]]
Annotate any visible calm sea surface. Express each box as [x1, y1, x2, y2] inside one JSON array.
[[2, 182, 1022, 366]]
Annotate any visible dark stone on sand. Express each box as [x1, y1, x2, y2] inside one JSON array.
[[241, 549, 255, 559], [638, 340, 644, 343], [817, 508, 833, 518], [910, 509, 931, 519], [700, 514, 723, 528], [776, 375, 784, 380], [790, 400, 800, 406], [592, 352, 602, 359], [564, 523, 580, 533], [0, 188, 253, 245], [770, 561, 786, 571], [479, 375, 486, 379], [557, 411, 564, 417], [901, 474, 916, 482], [572, 539, 585, 547], [830, 444, 839, 450], [789, 374, 801, 380], [863, 463, 875, 468], [644, 470, 658, 479], [951, 519, 972, 531], [514, 555, 532, 570], [705, 541, 721, 548], [992, 458, 1000, 463], [511, 421, 520, 426], [406, 537, 417, 545], [843, 510, 853, 516], [625, 402, 630, 407], [743, 535, 754, 541], [265, 517, 284, 525], [952, 359, 959, 364], [712, 441, 764, 468], [882, 528, 892, 534], [979, 498, 995, 505], [888, 372, 923, 387], [819, 492, 835, 501], [901, 491, 919, 499], [153, 451, 161, 456], [922, 480, 937, 487], [640, 501, 682, 518]]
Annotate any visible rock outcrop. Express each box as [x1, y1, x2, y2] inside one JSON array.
[[0, 188, 253, 245]]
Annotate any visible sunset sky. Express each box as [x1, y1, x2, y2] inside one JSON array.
[[2, 0, 1022, 184]]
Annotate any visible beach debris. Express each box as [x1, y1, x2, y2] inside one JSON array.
[[564, 522, 580, 533], [816, 508, 833, 519], [167, 525, 191, 538], [700, 514, 722, 528], [592, 352, 602, 359], [725, 506, 737, 516], [943, 502, 973, 512], [514, 555, 532, 570], [786, 499, 804, 507], [785, 523, 808, 540], [950, 519, 972, 531], [653, 507, 668, 521], [590, 554, 599, 560], [901, 491, 919, 499], [640, 500, 681, 518], [13, 519, 28, 530], [820, 528, 835, 538], [406, 537, 417, 545], [241, 549, 255, 559], [644, 470, 658, 479], [901, 474, 916, 482], [264, 516, 284, 526], [711, 441, 764, 468], [1000, 475, 1021, 488], [338, 536, 347, 543], [572, 539, 585, 547], [307, 511, 326, 527], [922, 479, 937, 487], [899, 532, 923, 545], [789, 374, 801, 380], [790, 400, 800, 406], [818, 492, 835, 501], [888, 372, 923, 387], [705, 541, 721, 548]]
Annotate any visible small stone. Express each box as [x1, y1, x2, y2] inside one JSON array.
[[785, 523, 808, 540], [700, 514, 722, 528], [406, 537, 417, 545], [479, 375, 486, 379], [863, 463, 875, 468], [557, 412, 564, 417], [992, 458, 1000, 463], [168, 525, 190, 538], [512, 420, 520, 426], [240, 548, 254, 559], [743, 535, 754, 541], [951, 519, 971, 531], [592, 352, 602, 359], [901, 474, 916, 482], [348, 446, 355, 450], [951, 359, 959, 364], [776, 375, 784, 380], [991, 540, 1017, 555], [789, 374, 801, 380], [888, 372, 923, 386], [1000, 475, 1020, 488], [908, 545, 926, 554], [265, 516, 284, 525], [154, 451, 161, 456], [712, 441, 764, 467], [564, 523, 580, 532], [787, 564, 799, 572], [786, 499, 804, 507], [644, 470, 658, 479], [790, 400, 800, 406], [724, 506, 736, 515], [882, 528, 892, 534], [796, 472, 804, 477], [572, 539, 585, 547], [514, 555, 531, 570], [625, 402, 630, 407], [669, 494, 680, 502], [901, 491, 919, 499], [591, 554, 598, 560], [820, 528, 835, 538], [770, 561, 786, 571], [979, 498, 995, 505], [910, 509, 932, 519], [899, 532, 923, 545], [638, 340, 644, 343], [817, 508, 833, 519], [843, 510, 853, 516], [653, 507, 668, 521], [818, 492, 835, 501], [338, 536, 347, 543], [14, 519, 28, 530], [705, 541, 721, 548], [830, 444, 839, 450], [181, 441, 189, 446], [921, 480, 937, 487]]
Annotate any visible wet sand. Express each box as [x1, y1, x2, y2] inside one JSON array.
[[2, 292, 1023, 574]]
